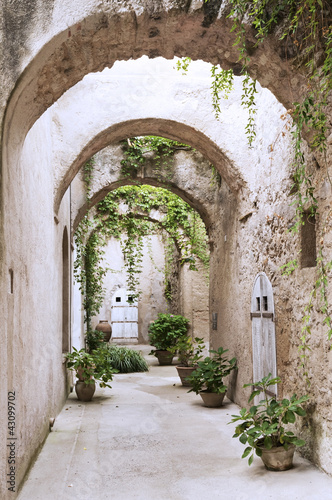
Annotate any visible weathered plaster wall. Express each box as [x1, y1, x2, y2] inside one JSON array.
[[1, 111, 71, 498], [180, 261, 209, 344], [1, 2, 332, 496], [92, 235, 168, 343]]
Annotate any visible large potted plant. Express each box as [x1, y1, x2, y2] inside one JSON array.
[[148, 313, 189, 365], [65, 347, 117, 401], [187, 347, 237, 407], [230, 373, 309, 470], [169, 335, 205, 386]]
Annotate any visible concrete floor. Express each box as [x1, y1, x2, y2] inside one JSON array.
[[18, 347, 332, 500]]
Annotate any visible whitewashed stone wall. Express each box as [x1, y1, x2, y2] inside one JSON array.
[[1, 2, 332, 497]]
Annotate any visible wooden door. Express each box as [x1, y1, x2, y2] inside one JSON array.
[[111, 288, 138, 341], [251, 273, 277, 398]]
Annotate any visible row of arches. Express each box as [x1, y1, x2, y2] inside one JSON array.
[[1, 2, 331, 495]]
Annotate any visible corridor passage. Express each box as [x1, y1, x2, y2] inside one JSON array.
[[18, 349, 332, 500]]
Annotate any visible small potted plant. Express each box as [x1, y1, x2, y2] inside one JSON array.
[[148, 313, 189, 365], [169, 335, 205, 386], [187, 347, 237, 407], [65, 347, 117, 401], [230, 373, 309, 470]]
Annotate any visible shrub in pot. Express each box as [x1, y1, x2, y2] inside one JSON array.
[[187, 347, 237, 407], [65, 347, 117, 401], [230, 373, 309, 470], [169, 336, 205, 386], [148, 313, 189, 365]]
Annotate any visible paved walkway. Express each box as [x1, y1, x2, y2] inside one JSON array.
[[18, 348, 332, 500]]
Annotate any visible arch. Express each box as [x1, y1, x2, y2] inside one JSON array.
[[71, 145, 223, 233], [62, 226, 70, 353], [16, 55, 294, 227], [3, 1, 306, 149], [55, 118, 245, 215]]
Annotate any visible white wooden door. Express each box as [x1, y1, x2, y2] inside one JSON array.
[[111, 288, 138, 341], [251, 273, 277, 399]]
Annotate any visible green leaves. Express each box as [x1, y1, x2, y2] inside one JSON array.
[[148, 313, 189, 351], [187, 347, 237, 395], [229, 373, 309, 466], [75, 175, 210, 322]]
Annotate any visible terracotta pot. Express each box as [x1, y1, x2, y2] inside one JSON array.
[[155, 350, 174, 365], [75, 380, 96, 402], [176, 365, 197, 386], [259, 443, 296, 471], [199, 390, 226, 408], [95, 320, 112, 342]]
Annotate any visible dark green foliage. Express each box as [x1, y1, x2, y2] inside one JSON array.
[[187, 347, 237, 394], [105, 345, 149, 373], [230, 373, 309, 466], [148, 313, 189, 351], [86, 329, 104, 353], [120, 136, 190, 179], [65, 347, 117, 389]]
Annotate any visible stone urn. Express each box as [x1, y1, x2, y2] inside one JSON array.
[[75, 380, 96, 402], [96, 320, 112, 342]]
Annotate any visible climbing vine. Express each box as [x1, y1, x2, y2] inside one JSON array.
[[74, 172, 210, 322], [120, 136, 191, 181], [188, 0, 332, 373]]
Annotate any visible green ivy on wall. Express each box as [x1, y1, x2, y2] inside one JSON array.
[[200, 0, 332, 377], [74, 170, 210, 326]]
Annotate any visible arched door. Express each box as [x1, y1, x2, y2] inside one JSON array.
[[111, 288, 138, 343], [251, 273, 277, 398]]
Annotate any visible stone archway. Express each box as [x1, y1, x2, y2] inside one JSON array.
[[2, 3, 332, 493]]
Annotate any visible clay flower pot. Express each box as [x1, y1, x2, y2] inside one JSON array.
[[75, 380, 96, 402], [199, 390, 226, 408], [155, 350, 174, 365], [259, 444, 296, 471], [95, 320, 112, 342], [176, 365, 197, 386]]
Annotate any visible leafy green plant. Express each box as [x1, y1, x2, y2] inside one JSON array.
[[230, 373, 309, 466], [86, 329, 105, 353], [104, 345, 148, 373], [187, 347, 237, 394], [148, 313, 189, 353], [168, 335, 205, 367], [65, 347, 117, 389]]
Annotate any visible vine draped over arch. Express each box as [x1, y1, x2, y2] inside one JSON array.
[[74, 183, 210, 329]]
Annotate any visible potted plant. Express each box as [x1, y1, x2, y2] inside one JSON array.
[[187, 347, 237, 407], [148, 313, 189, 365], [230, 373, 309, 470], [169, 335, 205, 386], [65, 347, 117, 401]]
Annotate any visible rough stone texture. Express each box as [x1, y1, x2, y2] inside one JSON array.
[[0, 2, 332, 498]]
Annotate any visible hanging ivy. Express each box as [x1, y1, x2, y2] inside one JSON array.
[[120, 136, 191, 180], [74, 178, 210, 324]]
